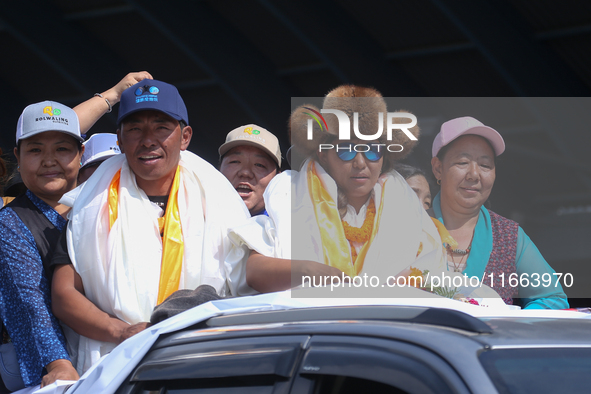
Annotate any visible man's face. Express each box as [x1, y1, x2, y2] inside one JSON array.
[[220, 145, 278, 215], [318, 139, 383, 212], [117, 110, 192, 196]]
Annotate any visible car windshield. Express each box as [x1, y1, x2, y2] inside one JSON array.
[[479, 348, 591, 394]]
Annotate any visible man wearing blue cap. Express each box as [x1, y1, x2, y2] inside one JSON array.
[[51, 77, 251, 374]]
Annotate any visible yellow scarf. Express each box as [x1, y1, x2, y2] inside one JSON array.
[[307, 161, 385, 277], [431, 217, 457, 249], [416, 218, 457, 256], [108, 166, 184, 305]]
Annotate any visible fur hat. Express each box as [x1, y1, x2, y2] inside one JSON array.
[[289, 85, 419, 170]]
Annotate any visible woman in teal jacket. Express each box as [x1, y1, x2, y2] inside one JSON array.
[[430, 116, 568, 309]]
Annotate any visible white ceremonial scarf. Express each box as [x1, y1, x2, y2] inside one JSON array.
[[230, 159, 445, 279], [60, 151, 251, 373]]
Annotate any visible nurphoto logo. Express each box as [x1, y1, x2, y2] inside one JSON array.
[[303, 107, 417, 153]]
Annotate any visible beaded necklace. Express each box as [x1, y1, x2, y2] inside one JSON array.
[[342, 199, 376, 263], [444, 233, 474, 273]]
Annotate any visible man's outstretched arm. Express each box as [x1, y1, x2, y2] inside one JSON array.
[[52, 264, 149, 344]]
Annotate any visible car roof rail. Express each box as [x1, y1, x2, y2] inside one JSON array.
[[203, 306, 493, 334]]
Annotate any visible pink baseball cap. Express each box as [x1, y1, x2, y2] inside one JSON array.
[[432, 116, 505, 157]]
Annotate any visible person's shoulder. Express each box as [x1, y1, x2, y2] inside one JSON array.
[[181, 151, 233, 181], [186, 151, 248, 187], [264, 170, 293, 196], [486, 208, 519, 228], [181, 151, 251, 216], [270, 170, 294, 186], [2, 196, 14, 207], [180, 150, 215, 168], [0, 201, 29, 243], [0, 204, 15, 221], [486, 208, 511, 221], [0, 196, 21, 219]]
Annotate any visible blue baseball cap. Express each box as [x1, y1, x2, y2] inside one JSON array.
[[117, 79, 189, 125]]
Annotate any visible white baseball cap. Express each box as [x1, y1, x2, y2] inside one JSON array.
[[81, 133, 121, 168], [16, 101, 82, 144], [219, 124, 282, 166]]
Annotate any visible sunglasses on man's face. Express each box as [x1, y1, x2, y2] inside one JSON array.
[[335, 143, 384, 162]]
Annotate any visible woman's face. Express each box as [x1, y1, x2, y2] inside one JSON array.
[[319, 140, 383, 211], [15, 131, 83, 203], [432, 135, 496, 213], [406, 174, 432, 210]]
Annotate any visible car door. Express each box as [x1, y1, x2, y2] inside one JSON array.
[[290, 335, 471, 394], [115, 335, 309, 394]]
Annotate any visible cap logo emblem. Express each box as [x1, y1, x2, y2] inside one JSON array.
[[244, 127, 260, 135], [134, 85, 160, 103], [35, 106, 68, 125], [43, 106, 61, 116]]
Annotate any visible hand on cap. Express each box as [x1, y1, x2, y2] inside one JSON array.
[[102, 71, 154, 106], [74, 72, 153, 133]]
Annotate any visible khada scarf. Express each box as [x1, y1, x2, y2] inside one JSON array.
[[107, 166, 184, 304], [306, 161, 385, 277], [230, 158, 445, 281], [60, 151, 251, 373]]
